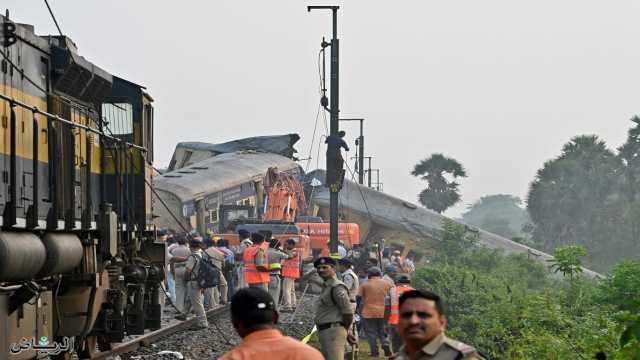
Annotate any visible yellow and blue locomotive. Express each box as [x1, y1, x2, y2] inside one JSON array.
[[1, 12, 164, 358]]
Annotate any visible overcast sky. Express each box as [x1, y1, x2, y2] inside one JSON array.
[[5, 1, 640, 217]]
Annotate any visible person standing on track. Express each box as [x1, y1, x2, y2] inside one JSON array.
[[244, 232, 270, 291], [358, 266, 393, 357], [217, 238, 236, 297], [313, 257, 354, 360], [171, 234, 191, 316], [236, 229, 253, 289], [203, 237, 228, 307], [220, 287, 324, 360], [281, 239, 301, 311], [338, 257, 360, 359], [182, 237, 208, 329], [384, 275, 415, 353], [394, 289, 485, 360], [267, 238, 291, 311]]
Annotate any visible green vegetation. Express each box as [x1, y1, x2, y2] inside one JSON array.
[[411, 153, 467, 214], [527, 118, 640, 271], [461, 194, 531, 241], [413, 219, 640, 359]]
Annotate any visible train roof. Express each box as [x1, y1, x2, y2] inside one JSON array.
[[306, 169, 602, 279], [154, 151, 300, 202]]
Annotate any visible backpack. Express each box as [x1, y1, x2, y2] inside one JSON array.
[[191, 252, 221, 289]]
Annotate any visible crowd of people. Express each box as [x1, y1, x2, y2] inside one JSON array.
[[158, 229, 483, 359]]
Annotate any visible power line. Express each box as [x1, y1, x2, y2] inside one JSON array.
[[43, 0, 64, 37]]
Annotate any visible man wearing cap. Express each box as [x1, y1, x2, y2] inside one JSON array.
[[358, 266, 394, 357], [181, 237, 208, 329], [384, 275, 415, 353], [313, 257, 354, 360], [267, 238, 291, 310], [220, 288, 323, 360], [244, 233, 270, 291], [236, 229, 253, 289]]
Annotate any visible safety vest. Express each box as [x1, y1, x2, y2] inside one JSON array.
[[282, 253, 300, 279], [243, 245, 269, 284], [388, 285, 415, 325]]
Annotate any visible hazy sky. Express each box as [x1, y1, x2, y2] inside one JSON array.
[[5, 1, 640, 217]]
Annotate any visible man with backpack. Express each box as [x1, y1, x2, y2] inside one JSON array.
[[182, 237, 210, 330], [203, 237, 228, 308]]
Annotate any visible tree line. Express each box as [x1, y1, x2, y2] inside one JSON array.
[[412, 117, 640, 271]]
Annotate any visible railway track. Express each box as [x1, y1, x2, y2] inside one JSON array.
[[88, 292, 318, 360], [90, 306, 231, 360]]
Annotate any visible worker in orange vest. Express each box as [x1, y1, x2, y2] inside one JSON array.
[[384, 275, 415, 353], [281, 238, 301, 311], [243, 233, 270, 291]]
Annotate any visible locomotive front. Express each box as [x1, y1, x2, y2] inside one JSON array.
[[0, 13, 164, 359]]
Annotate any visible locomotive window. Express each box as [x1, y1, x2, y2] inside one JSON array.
[[102, 102, 133, 135]]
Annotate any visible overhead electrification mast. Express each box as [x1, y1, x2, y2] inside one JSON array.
[[308, 5, 341, 254]]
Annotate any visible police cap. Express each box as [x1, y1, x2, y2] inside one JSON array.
[[314, 257, 337, 268], [338, 257, 353, 266], [396, 274, 411, 284]]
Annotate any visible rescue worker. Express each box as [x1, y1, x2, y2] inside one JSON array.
[[236, 229, 253, 289], [384, 275, 415, 353], [281, 239, 301, 311], [170, 235, 191, 316], [183, 237, 208, 329], [358, 266, 393, 357], [203, 237, 228, 307], [217, 238, 236, 297], [314, 257, 354, 360], [244, 232, 270, 291], [338, 258, 359, 359], [383, 265, 398, 286], [394, 289, 485, 359], [267, 238, 291, 310], [219, 287, 324, 360]]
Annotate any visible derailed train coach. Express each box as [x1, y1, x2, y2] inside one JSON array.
[[153, 151, 303, 236], [1, 14, 164, 358]]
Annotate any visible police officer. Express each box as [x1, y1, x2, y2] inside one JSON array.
[[313, 257, 354, 360], [394, 289, 484, 359], [337, 258, 359, 359], [183, 237, 208, 329]]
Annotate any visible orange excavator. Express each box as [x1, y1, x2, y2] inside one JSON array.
[[216, 167, 359, 257]]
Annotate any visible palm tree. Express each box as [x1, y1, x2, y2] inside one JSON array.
[[411, 153, 467, 213]]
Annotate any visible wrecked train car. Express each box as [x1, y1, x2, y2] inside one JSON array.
[[153, 151, 302, 235], [305, 170, 601, 278], [167, 134, 301, 171]]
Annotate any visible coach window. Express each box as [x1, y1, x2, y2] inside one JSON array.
[[102, 102, 133, 135]]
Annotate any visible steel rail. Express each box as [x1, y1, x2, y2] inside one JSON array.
[[0, 92, 147, 152], [89, 305, 230, 359]]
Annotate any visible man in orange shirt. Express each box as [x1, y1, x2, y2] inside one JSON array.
[[357, 266, 394, 357], [219, 287, 324, 360]]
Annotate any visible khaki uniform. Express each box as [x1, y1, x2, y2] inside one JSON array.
[[314, 276, 353, 360], [204, 246, 228, 306], [267, 248, 290, 310], [394, 333, 484, 360], [184, 249, 208, 328], [341, 268, 359, 356], [170, 244, 191, 313]]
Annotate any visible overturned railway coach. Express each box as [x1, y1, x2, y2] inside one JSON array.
[[0, 14, 163, 358]]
